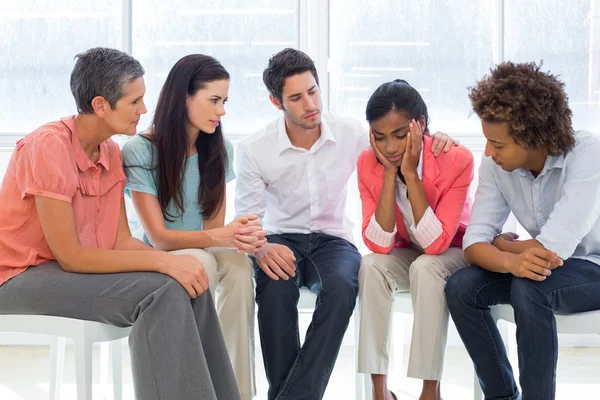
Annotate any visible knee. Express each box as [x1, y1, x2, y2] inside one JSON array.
[[148, 274, 191, 305], [173, 248, 218, 283], [510, 278, 549, 312], [359, 253, 385, 284], [445, 267, 479, 311], [255, 274, 298, 303], [322, 272, 359, 310], [217, 250, 254, 283], [409, 255, 447, 281]]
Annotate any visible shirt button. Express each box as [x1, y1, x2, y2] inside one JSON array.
[[93, 174, 99, 180], [537, 213, 543, 217], [534, 183, 539, 188], [35, 189, 43, 195]]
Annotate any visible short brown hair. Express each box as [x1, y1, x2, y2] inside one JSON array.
[[263, 48, 319, 102], [469, 61, 575, 155]]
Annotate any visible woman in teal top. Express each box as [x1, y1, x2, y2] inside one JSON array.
[[122, 54, 264, 400]]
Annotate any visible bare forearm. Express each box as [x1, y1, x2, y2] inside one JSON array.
[[148, 228, 220, 251], [59, 247, 170, 274], [114, 236, 158, 252], [404, 174, 429, 225], [374, 170, 399, 232], [464, 242, 513, 273]]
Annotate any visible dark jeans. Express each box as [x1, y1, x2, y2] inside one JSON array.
[[445, 258, 600, 400], [253, 233, 361, 400]]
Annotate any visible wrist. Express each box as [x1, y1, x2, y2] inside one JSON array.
[[502, 252, 516, 274], [207, 227, 227, 247], [384, 167, 398, 178], [155, 252, 172, 274], [403, 171, 420, 182], [253, 242, 271, 258], [492, 234, 504, 248]]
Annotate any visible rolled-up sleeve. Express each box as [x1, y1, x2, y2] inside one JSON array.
[[365, 214, 397, 248], [536, 142, 600, 259], [463, 156, 511, 251], [410, 206, 444, 248]]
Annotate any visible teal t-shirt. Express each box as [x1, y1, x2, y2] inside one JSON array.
[[121, 134, 235, 246]]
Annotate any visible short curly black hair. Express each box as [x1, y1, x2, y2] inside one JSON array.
[[469, 61, 575, 155]]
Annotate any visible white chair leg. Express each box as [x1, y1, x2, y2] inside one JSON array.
[[354, 312, 363, 400], [473, 371, 483, 400], [49, 336, 66, 400], [74, 338, 94, 400], [112, 339, 124, 400], [100, 342, 109, 399]]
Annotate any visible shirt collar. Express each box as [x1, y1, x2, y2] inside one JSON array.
[[276, 114, 337, 155], [61, 116, 111, 172], [517, 153, 564, 178]]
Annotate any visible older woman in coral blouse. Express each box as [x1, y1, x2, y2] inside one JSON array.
[[0, 48, 240, 400]]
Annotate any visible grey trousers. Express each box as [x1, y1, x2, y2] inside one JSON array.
[[0, 262, 240, 400]]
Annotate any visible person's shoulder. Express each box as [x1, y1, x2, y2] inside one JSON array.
[[559, 131, 600, 172], [570, 130, 600, 154], [121, 134, 154, 165], [223, 137, 234, 152], [238, 118, 279, 151], [323, 112, 366, 136], [13, 120, 78, 177], [18, 120, 73, 154], [423, 135, 474, 169], [223, 137, 235, 160], [357, 147, 377, 168]]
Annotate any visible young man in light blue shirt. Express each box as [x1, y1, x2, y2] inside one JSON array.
[[445, 61, 600, 400]]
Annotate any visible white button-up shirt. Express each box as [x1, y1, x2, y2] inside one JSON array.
[[235, 113, 368, 243]]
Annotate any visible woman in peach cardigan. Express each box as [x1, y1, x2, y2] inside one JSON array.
[[357, 79, 474, 400]]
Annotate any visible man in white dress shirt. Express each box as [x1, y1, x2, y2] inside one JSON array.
[[235, 48, 455, 400]]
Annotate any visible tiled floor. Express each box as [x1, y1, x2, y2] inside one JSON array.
[[1, 344, 600, 399]]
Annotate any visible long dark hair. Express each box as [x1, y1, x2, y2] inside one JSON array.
[[365, 79, 430, 131], [151, 54, 230, 221]]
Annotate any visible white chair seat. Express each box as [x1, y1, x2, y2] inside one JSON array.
[[0, 314, 131, 400]]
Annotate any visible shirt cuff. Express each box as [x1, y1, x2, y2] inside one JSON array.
[[22, 187, 73, 203], [409, 206, 443, 248], [365, 214, 397, 248]]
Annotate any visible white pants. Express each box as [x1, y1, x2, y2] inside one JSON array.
[[357, 247, 466, 380], [172, 248, 255, 400]]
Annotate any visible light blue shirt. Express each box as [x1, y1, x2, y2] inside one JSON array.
[[464, 130, 600, 266], [121, 134, 235, 246]]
